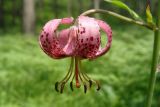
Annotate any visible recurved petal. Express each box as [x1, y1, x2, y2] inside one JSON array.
[[61, 17, 74, 24], [76, 16, 101, 58], [93, 19, 112, 59], [39, 17, 74, 59]]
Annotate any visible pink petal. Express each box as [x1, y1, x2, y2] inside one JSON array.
[[62, 26, 77, 55], [61, 17, 74, 24], [76, 16, 101, 58], [39, 17, 74, 59], [93, 19, 112, 59], [58, 28, 70, 49]]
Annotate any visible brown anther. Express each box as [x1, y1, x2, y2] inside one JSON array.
[[60, 82, 65, 93], [96, 81, 101, 91], [55, 82, 59, 92], [70, 82, 74, 91], [84, 84, 87, 94], [89, 80, 92, 88]]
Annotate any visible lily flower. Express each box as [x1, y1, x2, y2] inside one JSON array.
[[39, 16, 112, 93]]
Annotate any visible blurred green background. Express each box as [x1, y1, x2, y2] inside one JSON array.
[[0, 0, 160, 107]]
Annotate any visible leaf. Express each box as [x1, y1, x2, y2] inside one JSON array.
[[146, 0, 154, 24], [104, 0, 142, 20]]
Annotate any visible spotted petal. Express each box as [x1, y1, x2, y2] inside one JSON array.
[[93, 19, 112, 58], [76, 16, 101, 58], [39, 17, 74, 59]]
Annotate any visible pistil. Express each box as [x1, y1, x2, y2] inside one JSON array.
[[55, 57, 101, 93]]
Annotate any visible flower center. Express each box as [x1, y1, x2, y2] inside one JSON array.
[[55, 57, 101, 93]]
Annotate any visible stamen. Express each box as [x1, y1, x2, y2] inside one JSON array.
[[75, 57, 81, 88], [71, 72, 75, 81], [55, 57, 74, 93], [84, 83, 87, 94], [69, 69, 75, 91], [78, 61, 88, 93], [89, 80, 92, 88], [78, 64, 85, 84], [64, 63, 74, 83], [82, 71, 91, 80], [79, 60, 90, 81], [60, 57, 74, 83], [79, 59, 100, 91], [54, 57, 101, 93], [55, 82, 59, 92], [79, 60, 90, 85], [60, 82, 65, 93], [70, 82, 74, 91], [96, 81, 101, 91]]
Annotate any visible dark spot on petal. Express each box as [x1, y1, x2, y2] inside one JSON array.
[[81, 39, 83, 43], [41, 35, 43, 38], [42, 44, 46, 47], [97, 38, 99, 42], [89, 47, 92, 51], [90, 37, 93, 41], [86, 38, 88, 41], [96, 46, 99, 49], [83, 27, 85, 33], [46, 38, 49, 42], [46, 33, 49, 37]]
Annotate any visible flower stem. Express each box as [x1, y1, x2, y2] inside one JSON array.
[[81, 9, 158, 30], [145, 1, 160, 107]]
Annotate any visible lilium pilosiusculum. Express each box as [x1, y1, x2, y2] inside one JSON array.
[[39, 16, 112, 93]]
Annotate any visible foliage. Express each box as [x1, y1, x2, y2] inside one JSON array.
[[0, 0, 158, 33], [0, 27, 159, 107], [0, 0, 159, 107], [104, 0, 141, 20]]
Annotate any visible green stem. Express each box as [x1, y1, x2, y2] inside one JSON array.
[[145, 1, 160, 107], [81, 9, 158, 30]]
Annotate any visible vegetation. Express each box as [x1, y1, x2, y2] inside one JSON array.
[[0, 26, 159, 107], [0, 0, 159, 107]]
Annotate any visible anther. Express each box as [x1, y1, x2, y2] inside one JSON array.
[[84, 84, 87, 94], [89, 80, 92, 88], [70, 82, 74, 91], [60, 82, 65, 93], [55, 82, 59, 92], [96, 81, 101, 91]]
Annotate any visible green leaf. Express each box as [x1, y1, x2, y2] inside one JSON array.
[[146, 2, 154, 24], [104, 0, 141, 20]]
